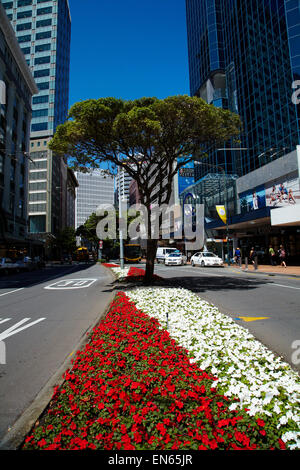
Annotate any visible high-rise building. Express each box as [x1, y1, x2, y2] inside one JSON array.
[[114, 166, 132, 204], [0, 2, 38, 257], [186, 0, 300, 179], [75, 170, 114, 229], [2, 0, 71, 236], [184, 0, 300, 261]]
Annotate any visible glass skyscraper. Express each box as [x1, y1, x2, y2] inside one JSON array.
[[2, 0, 71, 235], [186, 0, 300, 180]]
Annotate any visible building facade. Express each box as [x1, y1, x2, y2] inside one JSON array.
[[186, 0, 300, 179], [0, 2, 38, 257], [75, 170, 114, 229], [184, 0, 300, 262], [3, 0, 71, 237]]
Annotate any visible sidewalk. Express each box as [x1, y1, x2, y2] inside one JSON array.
[[226, 263, 300, 277]]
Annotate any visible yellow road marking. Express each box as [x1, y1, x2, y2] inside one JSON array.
[[236, 316, 270, 322]]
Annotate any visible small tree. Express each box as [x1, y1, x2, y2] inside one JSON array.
[[49, 95, 241, 282]]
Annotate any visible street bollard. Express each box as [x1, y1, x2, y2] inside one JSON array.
[[244, 257, 248, 271], [254, 256, 258, 270]]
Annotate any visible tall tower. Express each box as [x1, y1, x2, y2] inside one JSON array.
[[2, 0, 71, 236], [185, 0, 300, 180]]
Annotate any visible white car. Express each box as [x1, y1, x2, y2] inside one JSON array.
[[165, 252, 187, 266], [191, 252, 223, 267], [156, 247, 178, 263]]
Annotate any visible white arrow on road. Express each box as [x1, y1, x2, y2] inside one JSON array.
[[0, 317, 46, 342]]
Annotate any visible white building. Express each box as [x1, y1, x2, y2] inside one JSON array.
[[114, 166, 132, 204], [74, 170, 114, 228]]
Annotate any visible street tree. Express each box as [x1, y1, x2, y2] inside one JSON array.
[[49, 95, 241, 282]]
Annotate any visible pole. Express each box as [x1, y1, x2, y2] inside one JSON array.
[[223, 170, 230, 266], [118, 166, 124, 269]]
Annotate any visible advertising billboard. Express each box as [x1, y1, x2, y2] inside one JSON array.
[[239, 185, 266, 214], [265, 177, 300, 207]]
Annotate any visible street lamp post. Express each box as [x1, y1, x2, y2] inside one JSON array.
[[118, 166, 125, 270]]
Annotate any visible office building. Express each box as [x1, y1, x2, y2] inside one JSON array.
[[114, 166, 132, 204], [186, 0, 300, 180], [0, 2, 38, 257], [75, 170, 114, 228], [3, 0, 71, 236], [184, 0, 300, 262]]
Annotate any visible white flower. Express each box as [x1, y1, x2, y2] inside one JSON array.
[[125, 286, 300, 449]]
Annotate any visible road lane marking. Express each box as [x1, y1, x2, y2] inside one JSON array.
[[0, 288, 24, 297], [0, 317, 46, 341], [235, 316, 270, 322], [44, 278, 98, 290], [270, 283, 300, 290]]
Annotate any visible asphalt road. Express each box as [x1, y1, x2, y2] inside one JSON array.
[[148, 262, 300, 373], [0, 262, 114, 443]]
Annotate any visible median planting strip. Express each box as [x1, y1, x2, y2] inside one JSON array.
[[23, 292, 286, 450], [127, 287, 300, 450], [21, 264, 300, 450]]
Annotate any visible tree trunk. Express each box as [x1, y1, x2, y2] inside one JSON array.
[[144, 238, 158, 284]]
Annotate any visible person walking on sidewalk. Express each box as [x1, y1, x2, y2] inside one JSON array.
[[249, 247, 257, 268], [235, 247, 241, 266], [269, 245, 276, 266], [278, 245, 287, 268]]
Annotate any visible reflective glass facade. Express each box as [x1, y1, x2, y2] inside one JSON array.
[[2, 0, 71, 138], [186, 0, 300, 180]]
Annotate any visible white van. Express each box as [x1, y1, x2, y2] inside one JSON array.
[[156, 247, 178, 263]]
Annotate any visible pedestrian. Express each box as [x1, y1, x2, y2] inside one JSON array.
[[278, 245, 287, 268], [249, 247, 257, 267], [235, 247, 241, 266], [269, 245, 276, 266]]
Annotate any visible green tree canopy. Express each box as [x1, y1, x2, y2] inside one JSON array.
[[49, 95, 242, 281]]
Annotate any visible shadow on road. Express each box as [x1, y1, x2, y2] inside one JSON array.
[[101, 272, 269, 296], [0, 262, 97, 290]]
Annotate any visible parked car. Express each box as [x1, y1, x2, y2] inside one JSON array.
[[0, 257, 19, 275], [165, 252, 187, 266], [16, 256, 37, 272], [156, 247, 178, 263], [191, 251, 223, 267]]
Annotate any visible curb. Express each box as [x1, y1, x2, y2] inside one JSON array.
[[224, 267, 300, 279], [0, 275, 116, 451]]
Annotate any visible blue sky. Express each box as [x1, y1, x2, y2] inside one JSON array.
[[68, 0, 190, 107]]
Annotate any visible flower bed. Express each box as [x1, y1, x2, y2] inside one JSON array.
[[22, 293, 285, 450], [127, 287, 300, 450], [104, 264, 161, 282]]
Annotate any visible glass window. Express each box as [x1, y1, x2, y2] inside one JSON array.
[[31, 122, 48, 132], [36, 31, 51, 40], [17, 34, 31, 43], [36, 19, 52, 28], [34, 69, 50, 78], [33, 95, 49, 104], [17, 11, 32, 19], [32, 109, 48, 118], [29, 215, 46, 233], [37, 82, 49, 90], [2, 2, 13, 9], [37, 7, 52, 15], [21, 47, 31, 55], [17, 0, 32, 6], [35, 56, 50, 65], [17, 23, 32, 32], [35, 43, 51, 52]]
